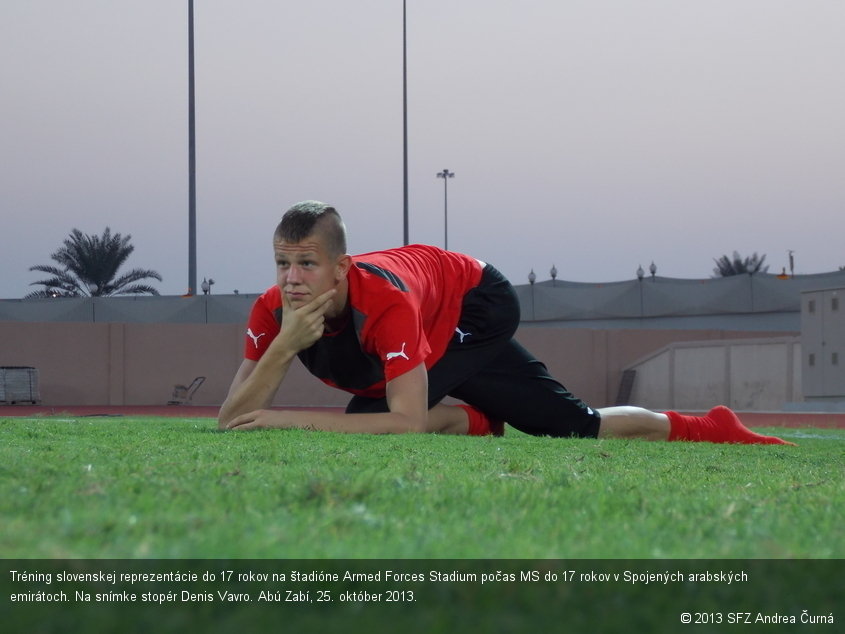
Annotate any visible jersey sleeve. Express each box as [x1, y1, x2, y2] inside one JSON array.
[[365, 300, 432, 383], [243, 294, 281, 361]]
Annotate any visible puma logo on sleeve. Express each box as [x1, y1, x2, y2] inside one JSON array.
[[385, 342, 410, 361], [247, 328, 266, 348]]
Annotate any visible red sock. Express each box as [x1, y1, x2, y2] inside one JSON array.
[[665, 406, 795, 445], [458, 404, 504, 437]]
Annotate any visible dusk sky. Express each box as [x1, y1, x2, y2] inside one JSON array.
[[2, 1, 843, 299]]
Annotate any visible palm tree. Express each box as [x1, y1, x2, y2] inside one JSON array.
[[27, 228, 162, 298], [712, 251, 769, 277]]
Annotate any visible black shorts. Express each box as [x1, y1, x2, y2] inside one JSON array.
[[347, 264, 601, 438]]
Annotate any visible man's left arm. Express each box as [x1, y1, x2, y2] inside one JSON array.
[[223, 362, 441, 433]]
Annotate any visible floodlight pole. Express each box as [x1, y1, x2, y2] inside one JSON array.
[[402, 0, 409, 245], [187, 0, 197, 295], [436, 169, 454, 250]]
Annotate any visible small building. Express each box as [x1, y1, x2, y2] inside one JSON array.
[[801, 286, 845, 405]]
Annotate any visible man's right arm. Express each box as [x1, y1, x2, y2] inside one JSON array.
[[217, 288, 336, 429], [217, 347, 297, 430]]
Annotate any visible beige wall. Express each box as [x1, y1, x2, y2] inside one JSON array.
[[514, 328, 791, 408], [0, 321, 791, 410], [627, 337, 801, 411]]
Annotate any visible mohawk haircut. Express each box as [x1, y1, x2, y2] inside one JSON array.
[[275, 201, 347, 257]]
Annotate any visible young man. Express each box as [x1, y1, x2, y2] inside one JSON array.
[[219, 201, 792, 445]]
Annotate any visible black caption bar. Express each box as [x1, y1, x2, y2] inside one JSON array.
[[3, 559, 841, 633]]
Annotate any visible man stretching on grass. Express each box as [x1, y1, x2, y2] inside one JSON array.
[[219, 201, 792, 446]]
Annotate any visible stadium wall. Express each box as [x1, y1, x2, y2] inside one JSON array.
[[0, 321, 794, 411]]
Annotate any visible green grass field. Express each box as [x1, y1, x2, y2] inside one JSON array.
[[2, 415, 842, 559]]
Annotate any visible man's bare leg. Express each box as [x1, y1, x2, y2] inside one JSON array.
[[426, 404, 469, 434], [597, 406, 669, 441], [426, 404, 503, 436]]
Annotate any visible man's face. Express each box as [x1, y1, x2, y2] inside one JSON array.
[[274, 232, 343, 312]]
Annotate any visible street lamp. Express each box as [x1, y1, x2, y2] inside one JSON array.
[[436, 169, 454, 250], [649, 261, 657, 281], [88, 283, 98, 322], [528, 269, 536, 320], [201, 277, 215, 295], [550, 264, 558, 286], [636, 265, 645, 317]]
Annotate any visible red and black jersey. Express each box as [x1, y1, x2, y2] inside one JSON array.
[[243, 244, 483, 398]]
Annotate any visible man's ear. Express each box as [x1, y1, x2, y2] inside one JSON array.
[[335, 254, 353, 281]]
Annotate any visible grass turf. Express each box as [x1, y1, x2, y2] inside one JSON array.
[[1, 416, 842, 559]]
